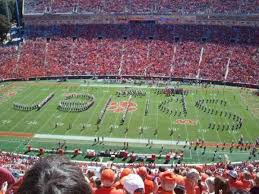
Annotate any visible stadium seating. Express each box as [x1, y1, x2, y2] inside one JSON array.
[[24, 0, 259, 15], [0, 46, 19, 79], [0, 151, 258, 194], [0, 25, 258, 85]]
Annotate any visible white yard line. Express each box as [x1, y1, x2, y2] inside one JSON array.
[[5, 88, 48, 132], [238, 92, 257, 142], [34, 134, 187, 145], [202, 95, 224, 145], [16, 85, 65, 152], [80, 89, 109, 136]]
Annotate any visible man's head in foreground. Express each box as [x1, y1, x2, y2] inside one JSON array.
[[17, 155, 92, 194]]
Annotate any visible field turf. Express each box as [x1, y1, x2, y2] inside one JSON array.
[[0, 80, 258, 164]]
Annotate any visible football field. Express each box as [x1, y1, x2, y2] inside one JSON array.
[[0, 80, 258, 164]]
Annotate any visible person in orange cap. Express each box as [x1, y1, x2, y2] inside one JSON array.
[[95, 168, 117, 194], [157, 171, 176, 194], [115, 168, 133, 189], [137, 167, 154, 194]]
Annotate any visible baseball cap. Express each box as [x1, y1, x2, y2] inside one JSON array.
[[101, 168, 116, 182], [124, 174, 144, 194], [159, 171, 176, 184], [228, 170, 238, 179]]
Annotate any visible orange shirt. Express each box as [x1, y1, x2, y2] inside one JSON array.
[[157, 187, 175, 194], [194, 184, 207, 194], [241, 179, 253, 191], [184, 178, 196, 194], [228, 179, 245, 191], [95, 187, 116, 194], [144, 179, 155, 194], [110, 189, 124, 194]]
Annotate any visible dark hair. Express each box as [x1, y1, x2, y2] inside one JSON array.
[[214, 176, 230, 194], [174, 167, 180, 175], [17, 155, 92, 194], [226, 164, 234, 171], [174, 184, 185, 194], [94, 178, 101, 189], [158, 166, 167, 173]]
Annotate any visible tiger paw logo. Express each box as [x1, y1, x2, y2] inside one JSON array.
[[4, 91, 17, 97], [107, 101, 137, 113]]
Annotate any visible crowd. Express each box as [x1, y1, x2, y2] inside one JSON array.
[[0, 24, 259, 84], [0, 46, 19, 80], [24, 0, 259, 15], [0, 152, 259, 194], [0, 24, 258, 85]]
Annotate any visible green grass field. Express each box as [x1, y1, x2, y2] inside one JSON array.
[[0, 80, 258, 164]]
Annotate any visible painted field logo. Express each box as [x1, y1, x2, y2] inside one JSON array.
[[176, 119, 197, 126], [107, 101, 137, 113], [4, 91, 17, 97]]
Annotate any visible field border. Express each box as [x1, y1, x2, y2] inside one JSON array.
[[0, 131, 33, 138]]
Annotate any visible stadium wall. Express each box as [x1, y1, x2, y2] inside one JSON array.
[[1, 76, 259, 89], [23, 13, 259, 27]]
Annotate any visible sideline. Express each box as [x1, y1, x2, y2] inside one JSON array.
[[34, 134, 187, 146]]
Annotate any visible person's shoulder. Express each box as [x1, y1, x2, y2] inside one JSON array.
[[157, 187, 173, 194], [144, 179, 154, 186], [95, 187, 117, 194], [110, 188, 124, 194], [94, 187, 108, 194], [144, 178, 155, 192]]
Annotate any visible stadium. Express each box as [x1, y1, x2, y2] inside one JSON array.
[[0, 1, 258, 194]]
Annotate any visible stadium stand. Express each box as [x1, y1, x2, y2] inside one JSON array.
[[0, 24, 258, 85], [0, 152, 258, 194], [1, 1, 259, 192], [23, 0, 259, 15]]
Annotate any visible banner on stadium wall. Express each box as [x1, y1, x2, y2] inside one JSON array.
[[159, 17, 176, 24], [129, 16, 155, 21], [116, 16, 128, 24]]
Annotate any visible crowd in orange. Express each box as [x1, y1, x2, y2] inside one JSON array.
[[0, 25, 258, 85], [24, 0, 259, 15], [0, 152, 258, 194]]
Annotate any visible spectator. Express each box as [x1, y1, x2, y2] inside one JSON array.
[[227, 170, 245, 192], [123, 174, 145, 194], [184, 169, 200, 194], [157, 171, 176, 194], [16, 155, 92, 194], [114, 168, 133, 189], [94, 168, 116, 194], [0, 167, 15, 192], [214, 176, 230, 194], [174, 184, 185, 194], [205, 177, 215, 194], [137, 167, 155, 194], [241, 171, 254, 191]]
